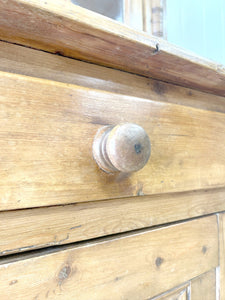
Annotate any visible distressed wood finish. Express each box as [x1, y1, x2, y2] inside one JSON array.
[[1, 71, 225, 210], [1, 0, 225, 96], [1, 41, 225, 114], [92, 123, 151, 173], [190, 269, 216, 300], [0, 216, 219, 300], [1, 188, 225, 256], [0, 1, 224, 298]]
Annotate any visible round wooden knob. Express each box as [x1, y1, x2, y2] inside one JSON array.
[[93, 123, 151, 173]]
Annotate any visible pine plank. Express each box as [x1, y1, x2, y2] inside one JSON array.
[[0, 216, 219, 300], [1, 41, 225, 113], [190, 269, 216, 300], [0, 0, 225, 96], [1, 188, 225, 256], [1, 71, 225, 210]]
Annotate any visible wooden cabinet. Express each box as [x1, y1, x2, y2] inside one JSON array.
[[0, 1, 225, 299]]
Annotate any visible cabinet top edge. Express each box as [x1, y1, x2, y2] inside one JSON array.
[[0, 0, 225, 97]]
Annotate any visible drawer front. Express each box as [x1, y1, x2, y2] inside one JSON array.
[[1, 71, 225, 210], [0, 215, 218, 299]]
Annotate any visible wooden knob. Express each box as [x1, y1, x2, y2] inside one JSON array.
[[93, 123, 151, 173]]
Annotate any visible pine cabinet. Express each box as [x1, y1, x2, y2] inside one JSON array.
[[0, 1, 225, 299]]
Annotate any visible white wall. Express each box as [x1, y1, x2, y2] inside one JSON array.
[[166, 0, 225, 65]]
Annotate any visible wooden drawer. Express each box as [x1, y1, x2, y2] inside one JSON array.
[[0, 215, 219, 299], [1, 71, 225, 211], [0, 2, 224, 299]]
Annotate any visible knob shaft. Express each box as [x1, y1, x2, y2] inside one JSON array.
[[93, 123, 151, 173]]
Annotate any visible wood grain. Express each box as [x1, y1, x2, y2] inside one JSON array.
[[0, 216, 219, 300], [218, 213, 225, 300], [1, 41, 225, 114], [190, 269, 216, 300], [0, 0, 225, 96], [0, 42, 225, 112], [1, 71, 225, 210], [1, 188, 225, 256]]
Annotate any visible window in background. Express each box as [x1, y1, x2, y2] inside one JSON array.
[[165, 0, 225, 65], [71, 0, 145, 31], [71, 0, 124, 22], [70, 0, 225, 65]]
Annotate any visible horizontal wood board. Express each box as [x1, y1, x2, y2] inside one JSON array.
[[1, 71, 225, 210], [1, 188, 225, 256], [1, 41, 225, 114], [0, 0, 225, 96]]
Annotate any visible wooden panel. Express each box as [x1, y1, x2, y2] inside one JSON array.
[[124, 0, 143, 31], [1, 41, 225, 114], [150, 0, 165, 38], [1, 188, 225, 256], [0, 1, 225, 96], [1, 71, 225, 210], [143, 0, 152, 34], [218, 212, 225, 300], [151, 284, 189, 300], [0, 216, 219, 300], [190, 269, 216, 300]]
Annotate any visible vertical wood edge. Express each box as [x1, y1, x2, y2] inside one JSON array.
[[217, 213, 225, 300]]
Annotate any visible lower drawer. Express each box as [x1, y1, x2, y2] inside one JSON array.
[[0, 215, 218, 299]]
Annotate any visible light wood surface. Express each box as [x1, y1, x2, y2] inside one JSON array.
[[190, 269, 216, 300], [0, 216, 219, 300], [218, 213, 225, 300], [1, 0, 225, 96], [1, 41, 225, 114], [1, 71, 225, 210], [151, 284, 189, 300], [1, 188, 225, 256], [0, 2, 223, 297]]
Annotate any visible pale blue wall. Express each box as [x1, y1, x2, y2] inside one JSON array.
[[166, 0, 225, 65]]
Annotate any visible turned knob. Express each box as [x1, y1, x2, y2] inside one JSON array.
[[93, 123, 151, 173]]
